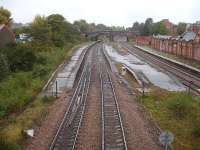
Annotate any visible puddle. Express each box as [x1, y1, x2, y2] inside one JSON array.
[[105, 44, 186, 91], [46, 45, 89, 96]]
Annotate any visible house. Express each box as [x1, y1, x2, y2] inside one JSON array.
[[150, 31, 200, 61], [162, 19, 177, 35], [0, 24, 15, 48]]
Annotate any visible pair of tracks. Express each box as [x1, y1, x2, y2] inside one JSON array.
[[122, 43, 200, 94], [49, 43, 127, 150], [49, 61, 91, 150]]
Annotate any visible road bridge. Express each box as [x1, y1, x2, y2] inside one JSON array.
[[85, 30, 137, 41]]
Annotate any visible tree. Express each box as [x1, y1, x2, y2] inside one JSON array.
[[143, 18, 153, 35], [132, 22, 140, 31], [0, 7, 12, 26], [73, 19, 89, 33], [2, 44, 36, 72], [30, 15, 52, 45], [152, 21, 169, 35], [177, 22, 186, 35]]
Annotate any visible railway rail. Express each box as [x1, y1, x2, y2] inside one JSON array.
[[49, 58, 91, 150], [100, 62, 127, 149], [122, 43, 200, 94], [49, 42, 128, 150]]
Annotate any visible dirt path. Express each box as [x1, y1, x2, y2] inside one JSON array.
[[22, 90, 73, 150]]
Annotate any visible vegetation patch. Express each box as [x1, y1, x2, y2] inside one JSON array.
[[140, 90, 200, 150]]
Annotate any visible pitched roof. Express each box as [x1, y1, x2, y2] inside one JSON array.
[[154, 34, 172, 39], [181, 32, 196, 42]]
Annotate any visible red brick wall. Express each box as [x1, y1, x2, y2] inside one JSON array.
[[135, 36, 151, 45], [150, 37, 200, 61]]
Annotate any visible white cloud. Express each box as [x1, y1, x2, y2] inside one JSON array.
[[1, 0, 199, 26]]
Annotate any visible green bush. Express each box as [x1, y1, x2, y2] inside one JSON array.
[[2, 44, 36, 72], [0, 138, 20, 150], [41, 96, 55, 103], [192, 120, 200, 137], [167, 93, 193, 119], [32, 65, 48, 78], [0, 54, 9, 80]]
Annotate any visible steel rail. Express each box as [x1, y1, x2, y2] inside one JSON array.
[[122, 44, 200, 93], [49, 62, 87, 150], [71, 66, 91, 150], [100, 63, 127, 150], [107, 70, 128, 150], [49, 60, 91, 150]]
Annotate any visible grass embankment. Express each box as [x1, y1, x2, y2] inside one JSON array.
[[140, 90, 200, 150], [0, 43, 82, 150]]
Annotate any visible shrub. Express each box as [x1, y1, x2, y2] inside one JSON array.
[[192, 120, 200, 137], [41, 96, 55, 103], [0, 54, 9, 80], [167, 93, 193, 119], [2, 44, 36, 72], [32, 65, 48, 78], [0, 138, 20, 150]]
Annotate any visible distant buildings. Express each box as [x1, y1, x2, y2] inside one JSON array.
[[0, 24, 15, 48], [135, 21, 200, 61], [161, 19, 177, 35]]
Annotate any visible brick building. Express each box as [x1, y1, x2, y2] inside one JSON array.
[[162, 19, 177, 35], [151, 30, 200, 61], [135, 36, 151, 45], [0, 24, 15, 48]]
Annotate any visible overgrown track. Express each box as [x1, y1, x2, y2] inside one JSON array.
[[49, 62, 91, 150], [100, 65, 127, 150], [122, 43, 200, 94]]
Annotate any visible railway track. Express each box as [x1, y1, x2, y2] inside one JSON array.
[[100, 62, 127, 150], [49, 60, 91, 150], [122, 43, 200, 94], [49, 42, 128, 150]]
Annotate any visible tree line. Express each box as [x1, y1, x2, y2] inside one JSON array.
[[127, 18, 187, 36], [0, 7, 84, 81]]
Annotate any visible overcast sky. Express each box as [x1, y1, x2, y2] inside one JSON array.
[[1, 0, 200, 27]]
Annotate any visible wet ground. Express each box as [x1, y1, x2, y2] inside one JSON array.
[[104, 44, 186, 91]]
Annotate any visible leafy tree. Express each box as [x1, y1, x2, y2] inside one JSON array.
[[152, 21, 169, 35], [2, 44, 36, 72], [177, 22, 186, 35], [47, 14, 65, 32], [73, 19, 89, 33], [0, 7, 12, 26], [47, 14, 81, 46], [30, 15, 52, 45], [143, 18, 153, 35], [132, 22, 140, 31]]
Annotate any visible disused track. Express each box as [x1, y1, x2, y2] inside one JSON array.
[[122, 43, 200, 94], [100, 52, 127, 149]]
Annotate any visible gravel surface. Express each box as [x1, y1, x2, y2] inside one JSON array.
[[112, 74, 164, 150], [22, 43, 165, 150], [22, 90, 73, 150], [75, 66, 101, 150]]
